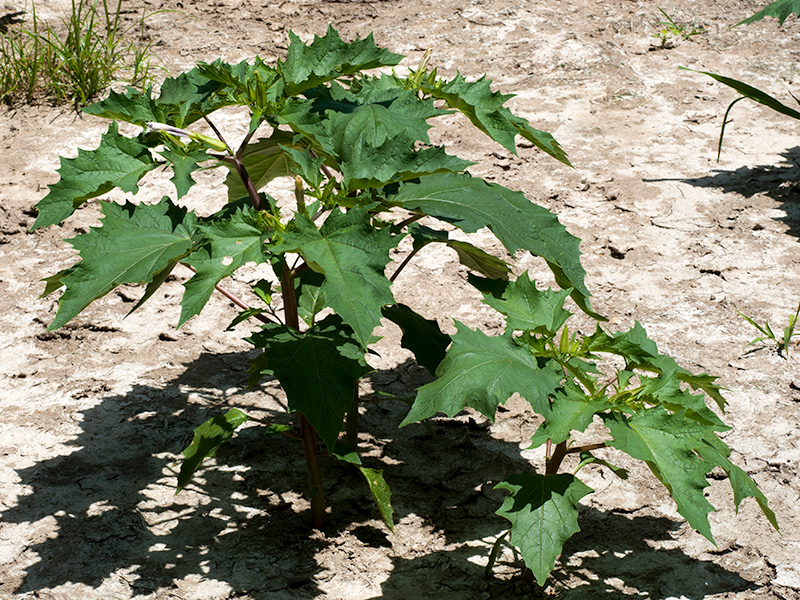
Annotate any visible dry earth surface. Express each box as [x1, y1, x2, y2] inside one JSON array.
[[1, 0, 800, 598]]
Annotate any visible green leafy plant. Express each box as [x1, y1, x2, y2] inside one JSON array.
[[683, 0, 800, 158], [0, 0, 160, 105], [404, 274, 778, 583], [33, 26, 777, 585], [739, 301, 800, 357], [652, 8, 706, 48]]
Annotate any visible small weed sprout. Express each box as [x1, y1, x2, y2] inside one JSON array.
[[740, 301, 800, 358], [652, 8, 706, 47]]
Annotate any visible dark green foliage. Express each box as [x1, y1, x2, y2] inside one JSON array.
[[35, 25, 775, 584]]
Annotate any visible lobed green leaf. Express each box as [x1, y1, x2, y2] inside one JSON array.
[[587, 322, 727, 411], [180, 205, 272, 326], [277, 207, 401, 348], [47, 198, 196, 330], [394, 173, 595, 316], [529, 382, 608, 448], [601, 407, 719, 542], [495, 472, 593, 585], [736, 0, 800, 25], [478, 271, 572, 335], [84, 67, 226, 127], [401, 321, 562, 425], [158, 145, 211, 199], [420, 72, 571, 164], [247, 315, 372, 449], [32, 122, 158, 229], [695, 437, 779, 531], [281, 25, 404, 95]]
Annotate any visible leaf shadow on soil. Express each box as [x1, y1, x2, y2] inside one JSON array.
[[2, 350, 757, 599], [367, 415, 758, 600], [646, 146, 800, 237]]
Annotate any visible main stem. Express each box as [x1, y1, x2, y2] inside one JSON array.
[[233, 135, 325, 527], [545, 441, 569, 475], [282, 264, 326, 528]]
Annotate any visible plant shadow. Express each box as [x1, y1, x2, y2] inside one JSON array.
[[363, 408, 758, 600], [645, 146, 800, 238], [366, 508, 757, 600], [1, 351, 759, 599], [1, 349, 337, 599]]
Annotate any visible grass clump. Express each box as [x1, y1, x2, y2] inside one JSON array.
[[0, 0, 159, 106]]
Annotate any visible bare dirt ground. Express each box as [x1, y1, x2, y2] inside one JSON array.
[[1, 0, 800, 598]]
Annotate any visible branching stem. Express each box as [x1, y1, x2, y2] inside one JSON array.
[[546, 440, 608, 475], [390, 244, 425, 283], [182, 264, 274, 325], [236, 126, 258, 160]]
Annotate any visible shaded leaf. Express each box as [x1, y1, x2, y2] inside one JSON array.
[[382, 304, 450, 374], [32, 122, 158, 229], [224, 131, 300, 201], [496, 472, 593, 585], [408, 223, 449, 248], [298, 284, 326, 326], [281, 145, 326, 188], [360, 467, 394, 530], [247, 315, 372, 449], [332, 444, 395, 529], [177, 408, 251, 492], [575, 451, 629, 480], [448, 240, 511, 280]]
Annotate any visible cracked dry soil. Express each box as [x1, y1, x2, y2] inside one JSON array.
[[1, 0, 800, 598]]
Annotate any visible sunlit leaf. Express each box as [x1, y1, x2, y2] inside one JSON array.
[[32, 122, 158, 229], [47, 199, 195, 330]]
